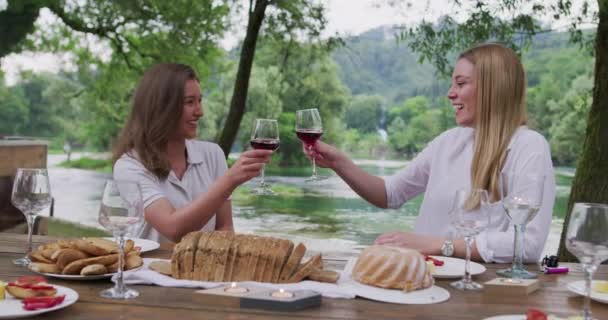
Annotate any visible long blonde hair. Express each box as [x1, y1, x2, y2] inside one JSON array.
[[112, 63, 199, 179], [461, 43, 527, 201]]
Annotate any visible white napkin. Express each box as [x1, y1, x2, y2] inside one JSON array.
[[115, 258, 356, 299]]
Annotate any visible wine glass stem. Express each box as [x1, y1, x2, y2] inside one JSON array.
[[512, 224, 524, 275], [582, 263, 596, 319], [116, 234, 126, 293], [25, 215, 36, 257], [309, 145, 317, 178], [463, 236, 473, 283], [260, 164, 266, 187]]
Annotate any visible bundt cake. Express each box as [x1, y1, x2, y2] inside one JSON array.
[[352, 245, 434, 292]]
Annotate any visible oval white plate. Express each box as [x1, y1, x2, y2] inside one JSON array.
[[483, 315, 525, 320], [340, 258, 450, 304], [429, 256, 486, 279], [0, 284, 78, 319], [567, 280, 608, 304], [104, 237, 160, 253]]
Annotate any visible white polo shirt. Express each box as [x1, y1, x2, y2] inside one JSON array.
[[113, 139, 228, 243], [385, 126, 556, 263]]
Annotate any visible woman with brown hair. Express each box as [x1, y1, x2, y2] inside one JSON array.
[[113, 63, 272, 243], [303, 43, 555, 263]]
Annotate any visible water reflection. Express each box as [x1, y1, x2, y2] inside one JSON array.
[[46, 155, 568, 256]]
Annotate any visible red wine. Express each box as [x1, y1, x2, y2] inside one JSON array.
[[296, 130, 323, 145], [250, 138, 280, 151]]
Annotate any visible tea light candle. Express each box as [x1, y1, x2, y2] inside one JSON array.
[[271, 288, 294, 298], [224, 282, 248, 294]]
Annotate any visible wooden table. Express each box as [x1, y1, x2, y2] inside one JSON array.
[[1, 233, 607, 319]]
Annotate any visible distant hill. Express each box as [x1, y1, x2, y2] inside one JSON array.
[[331, 25, 578, 105]]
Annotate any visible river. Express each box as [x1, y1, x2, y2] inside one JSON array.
[[46, 154, 565, 258]]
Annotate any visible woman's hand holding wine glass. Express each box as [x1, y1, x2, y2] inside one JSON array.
[[295, 108, 328, 182]]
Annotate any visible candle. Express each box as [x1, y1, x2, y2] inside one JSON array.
[[271, 288, 294, 298], [224, 282, 248, 294]]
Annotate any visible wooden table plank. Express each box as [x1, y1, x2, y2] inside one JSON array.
[[1, 233, 607, 319]]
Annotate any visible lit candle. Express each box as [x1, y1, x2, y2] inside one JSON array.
[[271, 288, 294, 298], [224, 282, 249, 294]]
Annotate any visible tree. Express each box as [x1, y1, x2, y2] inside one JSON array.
[[344, 95, 385, 133], [387, 0, 606, 261]]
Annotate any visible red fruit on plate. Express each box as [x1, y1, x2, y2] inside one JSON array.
[[526, 309, 548, 320], [22, 295, 66, 310], [16, 276, 47, 285]]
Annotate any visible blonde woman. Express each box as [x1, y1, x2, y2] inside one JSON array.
[[304, 43, 555, 263], [113, 63, 272, 243]]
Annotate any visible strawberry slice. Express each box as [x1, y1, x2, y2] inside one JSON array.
[[22, 295, 65, 310], [526, 308, 548, 320], [16, 276, 47, 285], [425, 256, 445, 266]]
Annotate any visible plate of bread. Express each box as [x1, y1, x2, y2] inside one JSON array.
[[0, 276, 78, 319], [27, 238, 143, 280], [147, 231, 341, 284]]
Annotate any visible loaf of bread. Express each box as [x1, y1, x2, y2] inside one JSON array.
[[170, 231, 324, 283], [352, 245, 434, 292]]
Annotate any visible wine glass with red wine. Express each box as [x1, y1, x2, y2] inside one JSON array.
[[250, 118, 280, 195], [295, 108, 327, 182]]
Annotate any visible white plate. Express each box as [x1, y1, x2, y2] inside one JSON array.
[[104, 237, 160, 253], [339, 258, 450, 304], [483, 315, 525, 320], [0, 284, 79, 319], [567, 280, 608, 304], [429, 256, 486, 279]]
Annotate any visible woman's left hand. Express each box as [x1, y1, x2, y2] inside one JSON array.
[[374, 231, 443, 256]]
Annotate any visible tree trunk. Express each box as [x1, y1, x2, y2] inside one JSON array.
[[557, 0, 608, 262], [217, 0, 269, 157]]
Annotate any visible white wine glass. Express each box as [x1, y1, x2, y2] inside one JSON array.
[[295, 108, 327, 182], [496, 172, 545, 279], [98, 180, 143, 299], [10, 168, 52, 266], [249, 118, 279, 195], [565, 202, 608, 320], [450, 188, 490, 291]]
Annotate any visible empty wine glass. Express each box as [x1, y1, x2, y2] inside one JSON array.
[[98, 180, 143, 299], [295, 108, 327, 182], [496, 172, 545, 279], [450, 188, 490, 291], [10, 168, 52, 266], [566, 202, 608, 320], [249, 118, 279, 195]]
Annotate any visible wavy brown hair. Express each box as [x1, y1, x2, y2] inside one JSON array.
[[112, 63, 199, 179], [461, 43, 527, 202]]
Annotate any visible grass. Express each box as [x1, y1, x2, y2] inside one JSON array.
[[47, 218, 110, 237], [59, 157, 112, 172]]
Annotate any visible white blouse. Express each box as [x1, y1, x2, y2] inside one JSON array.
[[384, 126, 556, 263]]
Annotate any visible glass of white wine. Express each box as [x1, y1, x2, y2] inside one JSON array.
[[496, 172, 545, 279], [566, 202, 608, 320], [11, 168, 52, 266], [450, 188, 490, 291], [98, 179, 143, 299]]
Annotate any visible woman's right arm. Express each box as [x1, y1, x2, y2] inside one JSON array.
[[115, 149, 271, 242], [306, 141, 388, 208]]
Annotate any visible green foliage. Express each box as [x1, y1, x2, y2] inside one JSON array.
[[59, 157, 112, 172], [344, 95, 384, 133], [48, 218, 110, 237]]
